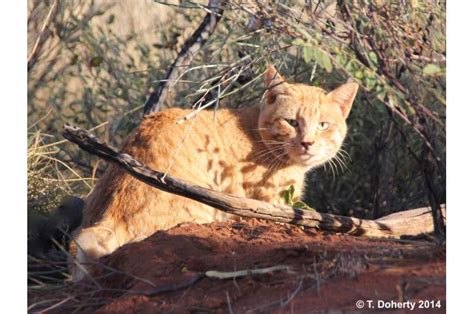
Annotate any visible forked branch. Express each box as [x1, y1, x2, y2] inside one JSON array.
[[63, 124, 445, 239]]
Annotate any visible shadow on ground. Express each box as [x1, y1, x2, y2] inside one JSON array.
[[28, 219, 445, 313]]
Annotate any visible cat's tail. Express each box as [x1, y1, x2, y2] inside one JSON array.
[[28, 196, 85, 284]]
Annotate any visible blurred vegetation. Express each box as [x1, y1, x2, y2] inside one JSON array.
[[28, 0, 445, 220]]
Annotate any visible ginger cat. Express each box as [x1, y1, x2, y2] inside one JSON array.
[[71, 65, 358, 280]]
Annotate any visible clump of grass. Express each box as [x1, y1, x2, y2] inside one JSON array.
[[28, 131, 69, 215]]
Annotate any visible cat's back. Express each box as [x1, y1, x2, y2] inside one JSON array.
[[84, 106, 253, 226], [122, 107, 255, 167], [137, 106, 243, 142]]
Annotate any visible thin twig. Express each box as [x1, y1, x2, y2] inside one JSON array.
[[141, 265, 290, 297]]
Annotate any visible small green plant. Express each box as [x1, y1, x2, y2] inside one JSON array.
[[281, 185, 314, 211]]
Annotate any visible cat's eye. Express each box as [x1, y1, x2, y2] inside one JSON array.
[[285, 119, 299, 128], [317, 122, 330, 130]]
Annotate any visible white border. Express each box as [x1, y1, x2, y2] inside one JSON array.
[[1, 0, 466, 312], [446, 0, 474, 312], [0, 0, 27, 311]]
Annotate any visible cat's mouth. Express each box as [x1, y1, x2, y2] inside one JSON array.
[[288, 150, 324, 166], [259, 139, 331, 167], [297, 153, 313, 161], [285, 145, 334, 167]]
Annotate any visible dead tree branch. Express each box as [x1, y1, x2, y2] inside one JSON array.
[[62, 124, 445, 239], [143, 0, 225, 116]]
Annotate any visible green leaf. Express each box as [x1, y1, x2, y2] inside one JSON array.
[[292, 38, 306, 46], [292, 201, 308, 209], [281, 185, 296, 205], [354, 71, 364, 79], [303, 47, 333, 73], [423, 64, 442, 76], [368, 51, 378, 65], [316, 50, 333, 73], [89, 56, 103, 67], [288, 185, 295, 197], [302, 46, 316, 63], [311, 50, 332, 72], [283, 191, 291, 205], [365, 76, 377, 91]]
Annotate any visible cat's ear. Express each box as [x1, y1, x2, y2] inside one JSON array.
[[327, 82, 359, 119], [265, 64, 288, 104], [265, 64, 285, 87]]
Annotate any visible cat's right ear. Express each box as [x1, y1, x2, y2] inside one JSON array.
[[327, 82, 359, 119], [265, 64, 288, 104]]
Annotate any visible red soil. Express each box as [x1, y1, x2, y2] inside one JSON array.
[[38, 219, 446, 313]]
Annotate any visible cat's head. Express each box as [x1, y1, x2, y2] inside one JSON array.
[[258, 64, 358, 168]]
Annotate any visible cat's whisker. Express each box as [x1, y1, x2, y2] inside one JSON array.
[[331, 154, 342, 173], [274, 159, 285, 177], [247, 127, 269, 131], [247, 148, 285, 182], [328, 159, 337, 180], [336, 155, 349, 167], [254, 139, 287, 145], [336, 160, 345, 174], [259, 151, 281, 166], [338, 147, 350, 156], [333, 154, 347, 173], [335, 149, 351, 170], [339, 153, 349, 167], [266, 154, 284, 175], [252, 146, 285, 161], [337, 148, 352, 161], [338, 152, 351, 162], [251, 142, 290, 160], [255, 142, 285, 148], [261, 144, 288, 169], [321, 152, 338, 180], [256, 141, 286, 145], [253, 153, 283, 168], [259, 148, 286, 166]]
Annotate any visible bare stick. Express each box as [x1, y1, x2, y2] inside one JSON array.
[[138, 265, 290, 297], [62, 124, 445, 239], [143, 0, 224, 116]]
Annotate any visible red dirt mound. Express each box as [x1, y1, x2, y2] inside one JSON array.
[[34, 219, 446, 313]]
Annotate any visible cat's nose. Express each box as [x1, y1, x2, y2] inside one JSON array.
[[301, 141, 314, 150]]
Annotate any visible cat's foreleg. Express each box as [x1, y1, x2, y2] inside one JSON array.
[[69, 224, 124, 281]]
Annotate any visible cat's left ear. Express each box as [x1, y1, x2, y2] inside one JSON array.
[[264, 64, 289, 104], [327, 82, 359, 119], [265, 64, 285, 88]]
